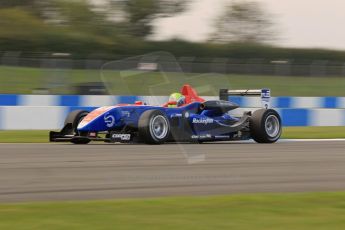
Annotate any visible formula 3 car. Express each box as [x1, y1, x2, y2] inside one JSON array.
[[50, 85, 282, 144]]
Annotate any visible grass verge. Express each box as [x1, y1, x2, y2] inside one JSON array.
[[0, 130, 49, 143], [1, 192, 345, 230], [0, 127, 345, 143], [281, 126, 345, 139], [1, 66, 345, 96]]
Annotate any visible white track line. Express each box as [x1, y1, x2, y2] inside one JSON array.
[[280, 139, 345, 142], [1, 139, 345, 145]]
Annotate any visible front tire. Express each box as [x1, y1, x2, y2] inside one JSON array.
[[250, 109, 282, 143], [138, 110, 170, 144], [64, 110, 90, 144]]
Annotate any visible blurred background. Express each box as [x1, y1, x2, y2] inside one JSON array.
[[3, 2, 345, 227], [1, 0, 345, 96]]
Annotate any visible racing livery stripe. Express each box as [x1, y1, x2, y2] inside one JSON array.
[[0, 95, 18, 106], [0, 107, 2, 129], [80, 95, 115, 107], [118, 96, 138, 104], [1, 94, 345, 109], [310, 109, 345, 126], [273, 97, 292, 108], [279, 109, 309, 126], [78, 106, 117, 128], [0, 106, 344, 130], [59, 95, 80, 106], [323, 97, 338, 108]]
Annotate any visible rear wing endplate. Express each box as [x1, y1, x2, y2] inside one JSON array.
[[219, 89, 271, 109]]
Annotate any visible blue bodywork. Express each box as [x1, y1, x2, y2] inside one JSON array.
[[50, 87, 280, 144], [77, 101, 247, 141]]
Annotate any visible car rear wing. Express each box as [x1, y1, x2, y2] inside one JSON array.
[[219, 89, 271, 109]]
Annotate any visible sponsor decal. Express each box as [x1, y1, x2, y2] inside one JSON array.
[[104, 113, 115, 127], [191, 134, 212, 139], [261, 89, 270, 109], [232, 131, 243, 139], [78, 106, 116, 128], [171, 113, 182, 118], [214, 135, 230, 139], [261, 89, 271, 98], [192, 117, 214, 124], [121, 110, 131, 117], [184, 112, 190, 118], [112, 134, 131, 141], [83, 106, 115, 123]]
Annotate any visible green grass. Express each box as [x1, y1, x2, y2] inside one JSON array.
[[0, 66, 100, 94], [1, 65, 345, 96], [1, 192, 345, 230], [0, 127, 344, 143], [282, 126, 345, 139], [0, 130, 49, 143]]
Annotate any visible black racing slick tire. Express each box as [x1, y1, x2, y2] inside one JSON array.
[[250, 109, 282, 143], [138, 110, 170, 144], [64, 110, 90, 144]]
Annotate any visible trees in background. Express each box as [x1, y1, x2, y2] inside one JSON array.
[[0, 0, 37, 8], [0, 0, 191, 49], [3, 0, 344, 63], [0, 0, 195, 55], [107, 0, 190, 38], [210, 0, 276, 44], [0, 1, 114, 53]]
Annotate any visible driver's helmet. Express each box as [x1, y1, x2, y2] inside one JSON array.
[[168, 92, 186, 107]]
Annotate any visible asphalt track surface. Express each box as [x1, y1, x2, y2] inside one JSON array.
[[1, 140, 345, 202]]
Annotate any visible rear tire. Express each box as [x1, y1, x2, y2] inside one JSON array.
[[250, 109, 282, 143], [64, 110, 90, 144], [138, 110, 170, 144]]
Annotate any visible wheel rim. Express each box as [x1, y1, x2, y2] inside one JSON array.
[[150, 115, 168, 140], [265, 115, 280, 138]]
